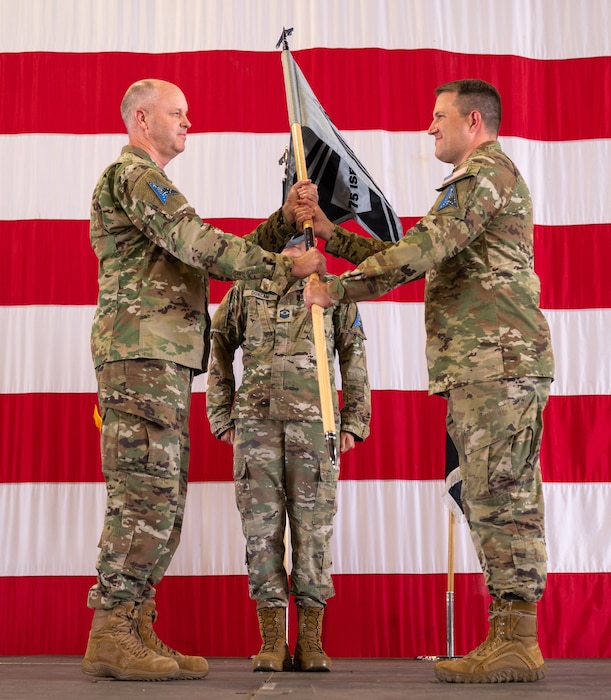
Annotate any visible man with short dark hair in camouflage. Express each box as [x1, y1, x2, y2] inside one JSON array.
[[206, 234, 371, 673], [82, 78, 326, 682], [303, 79, 554, 684]]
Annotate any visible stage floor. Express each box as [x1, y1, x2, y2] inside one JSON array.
[[1, 656, 610, 699]]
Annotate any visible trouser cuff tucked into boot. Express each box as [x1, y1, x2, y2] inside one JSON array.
[[293, 606, 332, 672], [135, 599, 209, 680], [82, 601, 180, 681], [253, 607, 292, 672], [435, 599, 546, 683]]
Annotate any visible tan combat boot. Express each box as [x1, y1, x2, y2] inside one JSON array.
[[293, 606, 332, 672], [435, 599, 546, 683], [252, 607, 292, 672], [82, 601, 180, 681], [135, 599, 209, 680]]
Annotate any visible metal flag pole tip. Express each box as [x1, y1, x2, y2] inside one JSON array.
[[325, 432, 338, 467], [275, 26, 293, 50]]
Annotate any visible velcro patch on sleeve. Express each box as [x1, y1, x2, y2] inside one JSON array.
[[437, 183, 459, 211], [132, 170, 188, 215], [148, 181, 180, 204]]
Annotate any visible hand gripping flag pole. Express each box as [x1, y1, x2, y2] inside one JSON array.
[[278, 28, 337, 467]]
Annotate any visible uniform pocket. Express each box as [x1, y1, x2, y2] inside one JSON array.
[[312, 458, 339, 526], [243, 295, 275, 348], [98, 360, 190, 429], [459, 388, 539, 456], [233, 455, 252, 521]]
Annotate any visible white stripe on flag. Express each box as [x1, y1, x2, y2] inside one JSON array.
[[2, 132, 610, 225], [2, 480, 608, 577], [2, 304, 610, 395], [1, 0, 607, 59]]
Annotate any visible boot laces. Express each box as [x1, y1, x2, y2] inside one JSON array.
[[301, 637, 324, 652], [260, 613, 285, 653], [299, 618, 324, 653], [261, 638, 284, 653], [114, 608, 156, 660], [141, 611, 179, 657], [468, 608, 512, 658]]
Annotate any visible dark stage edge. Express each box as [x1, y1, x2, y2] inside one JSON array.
[[1, 656, 611, 699]]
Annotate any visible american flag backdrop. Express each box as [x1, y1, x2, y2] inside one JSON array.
[[1, 0, 611, 658]]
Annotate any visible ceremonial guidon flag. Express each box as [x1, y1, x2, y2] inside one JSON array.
[[281, 43, 463, 516], [281, 48, 403, 243]]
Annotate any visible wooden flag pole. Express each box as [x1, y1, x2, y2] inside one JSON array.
[[280, 31, 337, 466], [446, 508, 456, 658]]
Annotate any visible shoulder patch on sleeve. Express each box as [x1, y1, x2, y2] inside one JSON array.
[[131, 169, 189, 215], [148, 181, 180, 204], [437, 183, 459, 211]]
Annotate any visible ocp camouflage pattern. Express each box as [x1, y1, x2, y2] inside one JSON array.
[[90, 145, 296, 374], [88, 358, 192, 608], [446, 377, 551, 601], [231, 418, 339, 606], [207, 273, 370, 607], [324, 141, 554, 394], [206, 275, 371, 440]]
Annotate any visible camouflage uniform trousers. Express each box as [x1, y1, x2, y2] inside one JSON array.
[[233, 418, 338, 609], [87, 358, 193, 609], [446, 376, 552, 602]]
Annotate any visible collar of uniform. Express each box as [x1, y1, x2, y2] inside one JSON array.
[[453, 140, 500, 171], [120, 144, 157, 166], [436, 141, 500, 191]]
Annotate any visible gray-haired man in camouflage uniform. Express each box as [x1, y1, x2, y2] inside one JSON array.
[[206, 234, 370, 673], [82, 78, 326, 682], [303, 79, 554, 683]]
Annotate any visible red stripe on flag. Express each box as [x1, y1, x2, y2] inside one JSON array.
[[4, 220, 611, 308], [1, 393, 608, 484], [0, 572, 607, 657], [1, 50, 610, 139]]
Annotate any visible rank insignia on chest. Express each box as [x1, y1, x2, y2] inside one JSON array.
[[278, 308, 292, 321], [437, 183, 459, 211], [148, 182, 180, 204]]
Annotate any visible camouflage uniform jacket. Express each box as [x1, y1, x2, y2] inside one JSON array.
[[324, 141, 554, 394], [206, 276, 371, 441], [90, 146, 297, 373]]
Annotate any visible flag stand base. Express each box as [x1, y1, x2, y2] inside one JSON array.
[[416, 655, 462, 661], [416, 590, 459, 661]]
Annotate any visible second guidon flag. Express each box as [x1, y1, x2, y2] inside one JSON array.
[[444, 431, 464, 519], [281, 48, 403, 243]]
